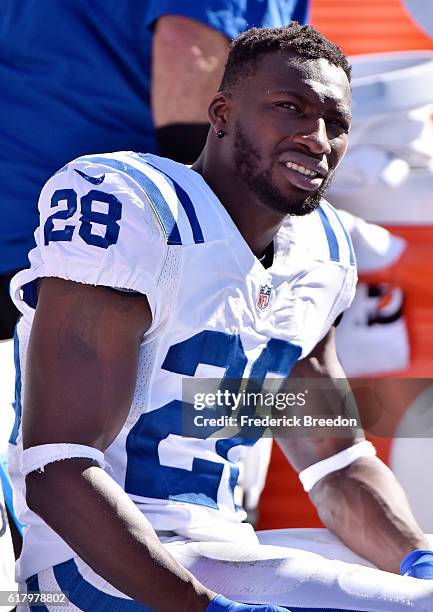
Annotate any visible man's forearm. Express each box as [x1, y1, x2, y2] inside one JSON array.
[[26, 458, 214, 611], [310, 455, 429, 573]]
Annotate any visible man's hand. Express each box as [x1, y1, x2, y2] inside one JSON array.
[[206, 595, 289, 611], [401, 550, 433, 579]]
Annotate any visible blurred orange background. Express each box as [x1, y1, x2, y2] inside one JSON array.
[[311, 0, 433, 55]]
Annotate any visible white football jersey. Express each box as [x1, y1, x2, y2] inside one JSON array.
[[8, 152, 356, 580]]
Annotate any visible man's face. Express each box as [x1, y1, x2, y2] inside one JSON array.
[[229, 52, 351, 216]]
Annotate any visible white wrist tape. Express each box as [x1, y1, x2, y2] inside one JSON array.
[[299, 440, 376, 492], [21, 443, 109, 477]]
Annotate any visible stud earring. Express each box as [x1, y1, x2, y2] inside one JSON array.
[[216, 129, 225, 139]]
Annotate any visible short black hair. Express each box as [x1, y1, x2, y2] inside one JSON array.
[[220, 23, 351, 91]]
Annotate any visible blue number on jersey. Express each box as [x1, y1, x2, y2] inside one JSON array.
[[79, 189, 122, 248], [44, 188, 122, 249], [125, 331, 301, 509], [43, 189, 77, 245]]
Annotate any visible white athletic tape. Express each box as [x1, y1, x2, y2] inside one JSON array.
[[299, 440, 376, 492], [21, 443, 108, 477]]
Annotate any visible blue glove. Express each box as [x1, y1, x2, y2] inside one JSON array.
[[206, 594, 289, 612], [400, 549, 433, 579]]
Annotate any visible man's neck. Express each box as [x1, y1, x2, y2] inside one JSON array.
[[192, 151, 285, 257]]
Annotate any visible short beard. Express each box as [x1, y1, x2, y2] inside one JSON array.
[[232, 123, 331, 216]]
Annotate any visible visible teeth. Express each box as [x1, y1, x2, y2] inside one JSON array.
[[285, 161, 318, 177]]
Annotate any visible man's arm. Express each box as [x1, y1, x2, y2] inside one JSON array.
[[24, 277, 215, 611], [151, 16, 230, 162], [276, 326, 428, 574]]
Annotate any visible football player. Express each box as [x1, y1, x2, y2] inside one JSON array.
[[8, 23, 433, 611]]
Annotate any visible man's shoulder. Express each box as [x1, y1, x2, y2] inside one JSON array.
[[282, 199, 356, 269], [61, 151, 195, 187], [48, 152, 225, 248]]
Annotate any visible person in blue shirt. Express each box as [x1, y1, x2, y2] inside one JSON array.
[[0, 0, 309, 339]]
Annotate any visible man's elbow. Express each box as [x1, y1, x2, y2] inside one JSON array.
[[25, 457, 100, 520], [25, 469, 56, 518], [25, 460, 77, 519]]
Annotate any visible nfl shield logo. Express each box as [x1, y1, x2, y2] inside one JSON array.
[[257, 284, 272, 310]]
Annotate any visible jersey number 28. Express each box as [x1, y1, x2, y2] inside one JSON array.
[[43, 188, 121, 249]]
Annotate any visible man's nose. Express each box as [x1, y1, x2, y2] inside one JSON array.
[[293, 117, 332, 156]]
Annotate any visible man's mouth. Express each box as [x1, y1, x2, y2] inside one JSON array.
[[280, 161, 327, 192], [285, 161, 320, 178]]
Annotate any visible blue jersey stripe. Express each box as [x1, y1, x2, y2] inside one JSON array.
[[318, 206, 340, 262], [142, 159, 204, 244], [82, 156, 182, 245], [328, 206, 356, 266], [0, 453, 23, 534], [26, 575, 50, 611], [52, 559, 152, 611]]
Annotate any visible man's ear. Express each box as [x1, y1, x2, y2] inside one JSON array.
[[208, 92, 232, 135]]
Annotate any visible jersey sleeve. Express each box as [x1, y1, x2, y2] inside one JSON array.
[[24, 156, 169, 318], [299, 261, 357, 359], [142, 0, 299, 40], [143, 0, 245, 39], [321, 209, 358, 330], [294, 203, 358, 359]]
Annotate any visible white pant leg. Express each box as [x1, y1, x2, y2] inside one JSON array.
[[164, 529, 433, 611], [17, 530, 433, 611]]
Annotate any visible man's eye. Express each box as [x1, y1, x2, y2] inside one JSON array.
[[328, 118, 350, 132], [276, 102, 300, 112]]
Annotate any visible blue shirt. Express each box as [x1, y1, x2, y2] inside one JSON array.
[[0, 0, 308, 273]]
